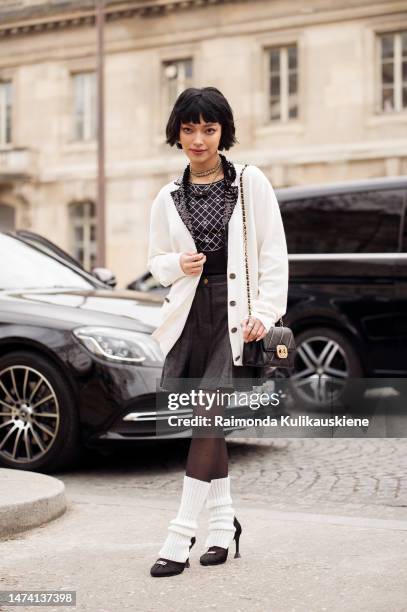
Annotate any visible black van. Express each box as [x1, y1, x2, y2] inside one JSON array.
[[277, 176, 407, 404]]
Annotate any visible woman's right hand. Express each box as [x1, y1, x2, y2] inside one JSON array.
[[180, 251, 206, 276]]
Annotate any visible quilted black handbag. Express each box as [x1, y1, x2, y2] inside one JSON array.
[[240, 165, 296, 369]]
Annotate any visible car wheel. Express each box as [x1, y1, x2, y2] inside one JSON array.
[[289, 327, 363, 409], [0, 351, 81, 473]]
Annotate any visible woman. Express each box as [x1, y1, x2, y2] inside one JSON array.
[[147, 87, 288, 577]]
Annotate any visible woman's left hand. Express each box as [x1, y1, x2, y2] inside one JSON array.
[[241, 316, 267, 343]]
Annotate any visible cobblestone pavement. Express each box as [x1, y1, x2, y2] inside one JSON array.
[[59, 437, 407, 520]]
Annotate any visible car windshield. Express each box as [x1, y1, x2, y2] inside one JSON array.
[[0, 234, 96, 290]]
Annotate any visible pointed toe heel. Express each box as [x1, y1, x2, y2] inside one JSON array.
[[150, 536, 196, 577], [200, 516, 242, 566]]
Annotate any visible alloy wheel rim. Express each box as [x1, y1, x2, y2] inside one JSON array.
[[291, 336, 349, 404], [0, 365, 60, 463]]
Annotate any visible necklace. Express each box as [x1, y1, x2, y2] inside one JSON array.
[[188, 163, 223, 197], [190, 155, 222, 177]]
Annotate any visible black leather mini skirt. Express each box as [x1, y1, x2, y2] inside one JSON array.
[[159, 272, 268, 393]]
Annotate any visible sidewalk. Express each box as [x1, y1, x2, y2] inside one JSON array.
[[0, 468, 66, 537], [1, 484, 407, 611]]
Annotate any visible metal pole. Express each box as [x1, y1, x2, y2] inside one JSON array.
[[96, 0, 106, 267]]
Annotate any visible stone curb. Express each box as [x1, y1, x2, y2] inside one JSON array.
[[0, 468, 67, 538]]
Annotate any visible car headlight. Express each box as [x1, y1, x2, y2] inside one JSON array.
[[72, 326, 164, 366]]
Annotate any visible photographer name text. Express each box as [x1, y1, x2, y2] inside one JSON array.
[[166, 415, 370, 428]]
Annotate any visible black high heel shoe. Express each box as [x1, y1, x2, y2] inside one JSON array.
[[199, 516, 242, 566], [150, 536, 196, 577]]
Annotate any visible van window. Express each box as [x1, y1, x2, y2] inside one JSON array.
[[280, 189, 405, 254]]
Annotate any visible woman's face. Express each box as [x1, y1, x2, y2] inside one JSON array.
[[179, 114, 222, 165]]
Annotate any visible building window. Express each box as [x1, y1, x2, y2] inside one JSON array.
[[0, 81, 12, 145], [68, 201, 97, 270], [162, 59, 193, 116], [379, 31, 407, 112], [267, 45, 298, 122], [72, 72, 96, 141]]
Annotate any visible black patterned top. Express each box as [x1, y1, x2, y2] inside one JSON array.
[[170, 154, 239, 272], [187, 178, 227, 274]]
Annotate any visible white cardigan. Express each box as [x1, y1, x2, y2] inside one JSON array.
[[147, 161, 289, 364]]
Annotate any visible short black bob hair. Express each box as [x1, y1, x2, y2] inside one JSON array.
[[165, 87, 237, 151]]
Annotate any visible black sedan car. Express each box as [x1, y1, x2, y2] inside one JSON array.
[[0, 232, 169, 473]]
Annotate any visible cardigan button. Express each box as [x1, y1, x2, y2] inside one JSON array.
[[231, 327, 237, 333], [229, 300, 236, 306], [164, 297, 170, 302], [234, 355, 240, 361], [229, 273, 236, 279]]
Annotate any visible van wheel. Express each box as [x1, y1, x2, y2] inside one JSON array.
[[0, 351, 82, 473], [290, 327, 363, 409]]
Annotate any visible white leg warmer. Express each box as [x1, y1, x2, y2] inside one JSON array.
[[204, 475, 236, 549], [158, 475, 211, 563]]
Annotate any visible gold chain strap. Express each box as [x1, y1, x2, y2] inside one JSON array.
[[239, 165, 284, 327], [239, 165, 252, 316]]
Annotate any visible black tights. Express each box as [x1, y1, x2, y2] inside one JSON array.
[[185, 387, 229, 483]]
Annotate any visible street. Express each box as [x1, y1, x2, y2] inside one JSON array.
[[1, 437, 407, 611]]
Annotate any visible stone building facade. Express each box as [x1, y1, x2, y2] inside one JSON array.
[[0, 0, 406, 287]]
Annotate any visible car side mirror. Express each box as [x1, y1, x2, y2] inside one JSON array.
[[91, 267, 117, 288]]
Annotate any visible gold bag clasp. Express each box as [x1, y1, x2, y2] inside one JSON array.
[[277, 344, 288, 358]]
